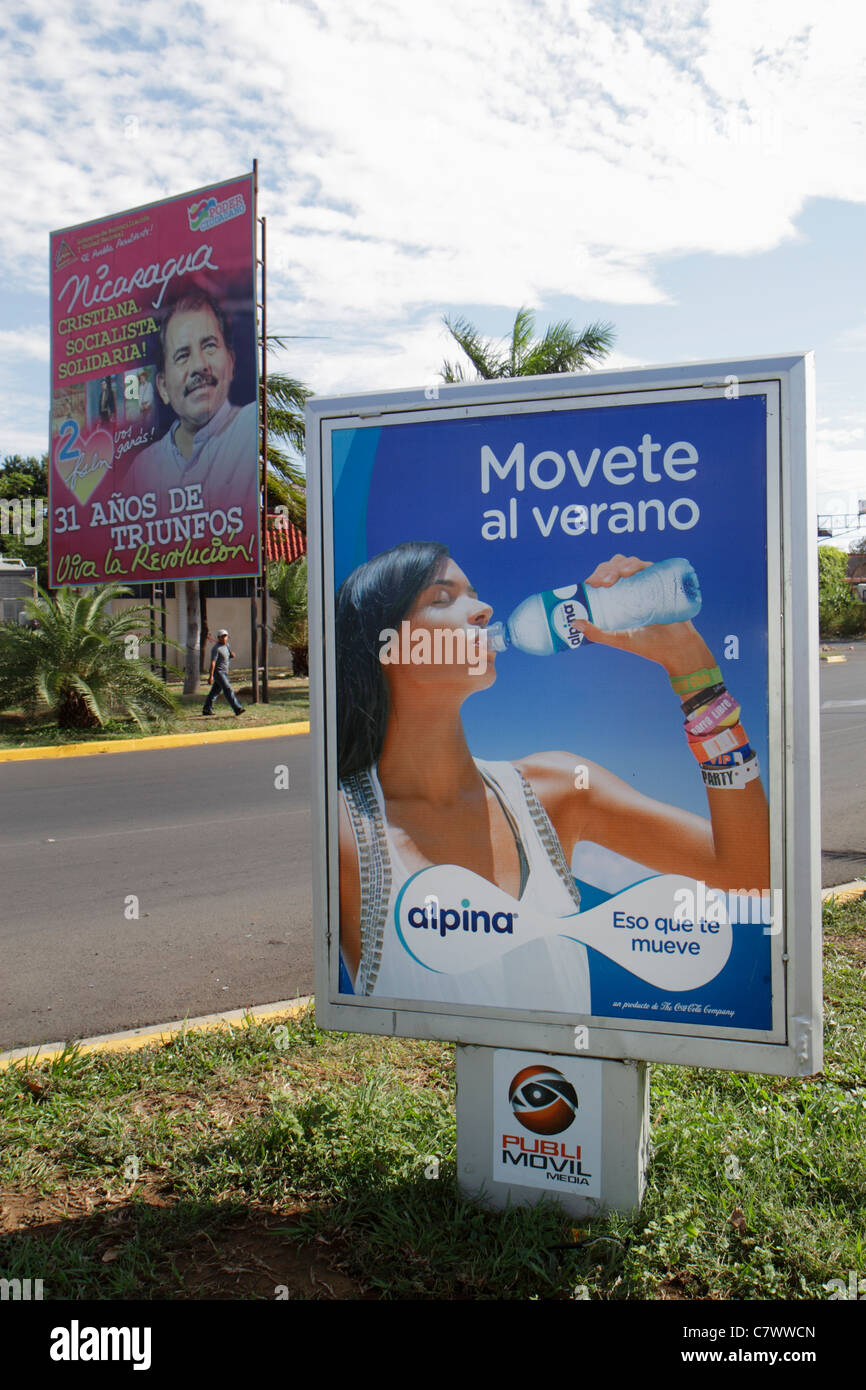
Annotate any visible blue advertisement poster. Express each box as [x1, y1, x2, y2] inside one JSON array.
[[331, 392, 775, 1034]]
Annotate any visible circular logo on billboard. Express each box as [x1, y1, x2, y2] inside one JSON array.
[[508, 1065, 578, 1135]]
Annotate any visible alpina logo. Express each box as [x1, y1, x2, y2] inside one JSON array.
[[378, 621, 488, 675], [550, 594, 589, 650], [407, 896, 515, 938]]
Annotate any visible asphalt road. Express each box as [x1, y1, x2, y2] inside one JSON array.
[[1, 653, 863, 1050], [0, 736, 313, 1051]]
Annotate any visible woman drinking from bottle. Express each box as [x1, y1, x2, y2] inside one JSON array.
[[336, 541, 770, 1006]]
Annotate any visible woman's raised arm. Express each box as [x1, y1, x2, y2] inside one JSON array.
[[516, 553, 770, 892]]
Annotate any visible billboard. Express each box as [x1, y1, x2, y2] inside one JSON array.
[[309, 356, 821, 1076], [49, 174, 259, 587]]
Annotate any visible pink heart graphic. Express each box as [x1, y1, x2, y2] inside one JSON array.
[[57, 428, 115, 505]]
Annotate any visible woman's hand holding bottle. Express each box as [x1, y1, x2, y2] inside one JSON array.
[[574, 554, 716, 678]]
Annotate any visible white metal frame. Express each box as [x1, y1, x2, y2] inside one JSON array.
[[307, 354, 821, 1077]]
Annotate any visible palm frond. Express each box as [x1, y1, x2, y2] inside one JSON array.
[[442, 315, 504, 380], [439, 310, 616, 383], [267, 558, 308, 650]]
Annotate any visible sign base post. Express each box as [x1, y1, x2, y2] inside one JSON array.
[[456, 1046, 650, 1218]]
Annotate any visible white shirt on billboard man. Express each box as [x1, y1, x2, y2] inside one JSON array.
[[128, 287, 258, 525]]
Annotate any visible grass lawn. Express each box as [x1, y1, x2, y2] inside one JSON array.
[[0, 677, 309, 749], [0, 896, 863, 1301]]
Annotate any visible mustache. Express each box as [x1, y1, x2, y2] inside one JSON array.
[[185, 372, 218, 396]]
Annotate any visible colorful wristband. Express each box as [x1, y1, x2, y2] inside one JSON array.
[[680, 682, 727, 719], [703, 743, 754, 767], [701, 755, 761, 789], [685, 692, 741, 738], [671, 665, 723, 697], [688, 722, 749, 762]]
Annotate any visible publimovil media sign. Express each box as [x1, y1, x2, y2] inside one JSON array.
[[309, 356, 821, 1077], [48, 173, 259, 586], [493, 1052, 601, 1194]]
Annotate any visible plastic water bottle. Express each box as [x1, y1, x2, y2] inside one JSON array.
[[486, 557, 701, 655]]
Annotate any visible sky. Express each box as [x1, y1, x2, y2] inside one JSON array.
[[2, 0, 865, 543]]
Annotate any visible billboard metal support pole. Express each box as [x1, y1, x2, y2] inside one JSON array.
[[260, 213, 269, 703], [153, 584, 167, 683], [160, 585, 167, 684], [249, 158, 261, 705], [250, 582, 258, 703]]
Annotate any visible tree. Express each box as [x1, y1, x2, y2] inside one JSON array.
[[440, 307, 615, 382], [268, 556, 308, 676], [818, 546, 866, 637], [265, 370, 311, 532], [0, 454, 47, 499], [0, 454, 48, 585], [0, 584, 179, 730]]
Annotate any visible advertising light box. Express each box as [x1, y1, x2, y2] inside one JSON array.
[[308, 356, 821, 1076], [49, 173, 259, 586]]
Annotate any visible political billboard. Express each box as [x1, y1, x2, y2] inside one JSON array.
[[49, 173, 259, 587], [309, 356, 821, 1076]]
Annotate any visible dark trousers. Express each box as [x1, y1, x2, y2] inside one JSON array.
[[203, 670, 242, 714]]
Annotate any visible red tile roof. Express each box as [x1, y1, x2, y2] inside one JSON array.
[[265, 515, 307, 564]]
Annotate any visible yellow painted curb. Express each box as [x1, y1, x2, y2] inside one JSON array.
[[822, 885, 866, 905], [820, 654, 846, 664], [0, 996, 314, 1070], [0, 721, 310, 762]]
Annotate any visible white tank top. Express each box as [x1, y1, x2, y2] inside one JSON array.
[[340, 759, 591, 1014]]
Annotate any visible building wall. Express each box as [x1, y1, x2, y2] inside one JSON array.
[[110, 594, 295, 674]]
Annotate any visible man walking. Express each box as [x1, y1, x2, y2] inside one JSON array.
[[202, 629, 245, 717]]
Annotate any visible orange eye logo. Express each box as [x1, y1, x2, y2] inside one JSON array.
[[508, 1065, 578, 1135]]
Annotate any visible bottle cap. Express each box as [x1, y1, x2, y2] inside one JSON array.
[[485, 621, 508, 652]]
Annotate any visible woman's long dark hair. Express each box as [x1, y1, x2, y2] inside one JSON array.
[[336, 541, 449, 779]]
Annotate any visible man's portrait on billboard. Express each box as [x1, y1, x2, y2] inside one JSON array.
[[127, 285, 258, 522]]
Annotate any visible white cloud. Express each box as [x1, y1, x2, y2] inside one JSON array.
[[2, 1, 866, 453], [816, 425, 865, 449], [3, 0, 866, 322], [816, 447, 866, 506], [834, 324, 866, 351], [0, 327, 50, 363]]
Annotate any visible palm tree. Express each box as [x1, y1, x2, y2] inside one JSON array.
[[265, 369, 310, 532], [0, 584, 179, 731], [441, 307, 615, 382], [267, 556, 308, 676]]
